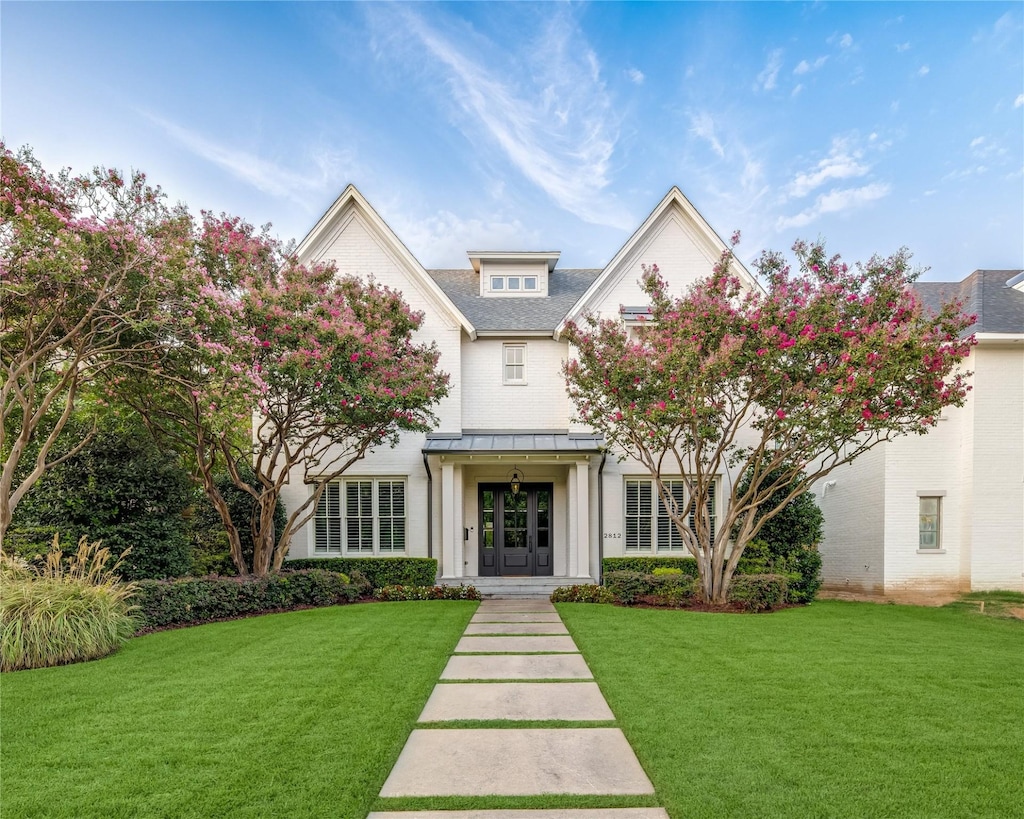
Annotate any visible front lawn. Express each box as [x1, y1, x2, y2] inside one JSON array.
[[1, 601, 476, 818], [559, 600, 1024, 819]]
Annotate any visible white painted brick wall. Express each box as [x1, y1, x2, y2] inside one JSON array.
[[461, 337, 571, 430], [969, 345, 1024, 590]]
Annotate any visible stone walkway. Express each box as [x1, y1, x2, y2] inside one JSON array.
[[369, 599, 668, 819]]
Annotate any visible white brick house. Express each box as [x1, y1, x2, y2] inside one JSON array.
[[282, 186, 1024, 596], [281, 186, 754, 591], [812, 270, 1024, 595]]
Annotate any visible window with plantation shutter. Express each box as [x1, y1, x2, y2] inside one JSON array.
[[626, 477, 716, 553], [314, 478, 407, 556]]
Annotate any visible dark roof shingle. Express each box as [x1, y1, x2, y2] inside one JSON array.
[[915, 269, 1024, 337], [428, 268, 601, 332]]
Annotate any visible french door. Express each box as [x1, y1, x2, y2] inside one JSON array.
[[478, 484, 553, 577]]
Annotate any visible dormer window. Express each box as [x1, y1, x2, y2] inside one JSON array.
[[469, 251, 559, 298]]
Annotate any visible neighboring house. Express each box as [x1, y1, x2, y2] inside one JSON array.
[[282, 185, 757, 591], [812, 270, 1024, 595]]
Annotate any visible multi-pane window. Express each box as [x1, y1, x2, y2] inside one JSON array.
[[919, 496, 941, 550], [489, 275, 538, 292], [315, 479, 406, 555], [625, 478, 716, 552], [503, 344, 526, 384]]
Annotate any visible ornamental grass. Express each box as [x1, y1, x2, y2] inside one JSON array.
[[1, 536, 137, 672]]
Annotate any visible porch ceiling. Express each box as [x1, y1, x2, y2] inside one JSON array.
[[423, 431, 604, 454]]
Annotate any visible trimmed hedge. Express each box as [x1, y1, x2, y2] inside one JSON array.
[[132, 570, 357, 630], [551, 584, 617, 604], [727, 573, 789, 612], [602, 556, 699, 577], [375, 584, 481, 601], [285, 557, 437, 588], [603, 569, 698, 606]]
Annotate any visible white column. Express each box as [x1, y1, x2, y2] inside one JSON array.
[[440, 461, 456, 578], [567, 466, 578, 579], [575, 460, 591, 578], [453, 464, 465, 578]]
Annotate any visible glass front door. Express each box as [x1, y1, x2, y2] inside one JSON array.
[[479, 484, 553, 577]]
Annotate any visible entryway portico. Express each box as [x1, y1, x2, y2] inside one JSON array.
[[423, 432, 603, 587]]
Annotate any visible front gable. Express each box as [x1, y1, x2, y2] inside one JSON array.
[[295, 186, 476, 340], [555, 187, 761, 337]]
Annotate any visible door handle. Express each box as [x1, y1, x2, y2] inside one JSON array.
[[529, 535, 533, 553]]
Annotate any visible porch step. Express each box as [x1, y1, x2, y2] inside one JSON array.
[[442, 576, 596, 599]]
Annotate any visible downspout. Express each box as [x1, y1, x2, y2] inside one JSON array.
[[597, 452, 607, 585], [422, 453, 433, 560]]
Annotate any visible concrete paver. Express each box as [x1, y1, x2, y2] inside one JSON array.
[[476, 601, 556, 613], [454, 635, 578, 653], [470, 612, 563, 623], [464, 622, 569, 635], [440, 654, 593, 680], [419, 682, 614, 722], [369, 811, 670, 818], [378, 728, 655, 796]]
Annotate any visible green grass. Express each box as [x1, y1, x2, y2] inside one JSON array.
[[559, 600, 1024, 819], [944, 589, 1024, 619], [1, 601, 476, 819]]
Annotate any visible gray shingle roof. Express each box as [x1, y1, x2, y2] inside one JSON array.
[[915, 270, 1024, 337], [428, 268, 601, 332]]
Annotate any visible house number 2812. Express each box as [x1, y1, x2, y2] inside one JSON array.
[[603, 532, 621, 538]]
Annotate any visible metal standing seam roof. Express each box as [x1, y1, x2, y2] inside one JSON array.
[[915, 269, 1024, 337], [423, 432, 605, 453], [427, 268, 602, 332]]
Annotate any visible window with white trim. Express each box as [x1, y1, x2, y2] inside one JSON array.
[[314, 479, 406, 555], [624, 478, 716, 552], [503, 344, 526, 385], [918, 495, 942, 550], [489, 275, 539, 293]]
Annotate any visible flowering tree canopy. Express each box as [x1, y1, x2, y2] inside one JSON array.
[[0, 145, 187, 545], [564, 240, 974, 604], [122, 214, 448, 576]]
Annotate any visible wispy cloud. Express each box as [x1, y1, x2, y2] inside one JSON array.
[[785, 137, 870, 199], [625, 67, 645, 85], [793, 56, 827, 75], [755, 49, 784, 91], [390, 207, 538, 268], [828, 32, 854, 49], [141, 112, 348, 206], [896, 42, 911, 53], [376, 7, 630, 229], [776, 182, 891, 230], [689, 111, 725, 158], [917, 65, 930, 77], [1015, 94, 1024, 108]]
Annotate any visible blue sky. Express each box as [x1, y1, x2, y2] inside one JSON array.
[[3, 2, 1022, 280]]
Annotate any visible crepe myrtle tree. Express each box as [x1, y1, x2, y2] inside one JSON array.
[[564, 238, 974, 604], [122, 213, 448, 576], [0, 144, 191, 546]]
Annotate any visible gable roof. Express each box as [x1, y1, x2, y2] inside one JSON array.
[[915, 269, 1024, 337], [294, 185, 476, 339], [554, 187, 762, 338], [429, 268, 601, 333]]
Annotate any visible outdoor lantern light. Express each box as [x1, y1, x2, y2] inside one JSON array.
[[510, 467, 523, 496]]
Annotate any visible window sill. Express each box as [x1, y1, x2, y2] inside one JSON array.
[[917, 549, 946, 554]]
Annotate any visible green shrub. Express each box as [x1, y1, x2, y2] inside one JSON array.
[[1, 537, 137, 672], [286, 557, 437, 588], [788, 548, 823, 603], [728, 573, 789, 612], [347, 569, 373, 599], [374, 584, 481, 601], [132, 570, 357, 630], [603, 570, 654, 605], [8, 429, 193, 580], [658, 579, 699, 607], [602, 556, 699, 577], [551, 585, 617, 604], [652, 567, 684, 577]]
